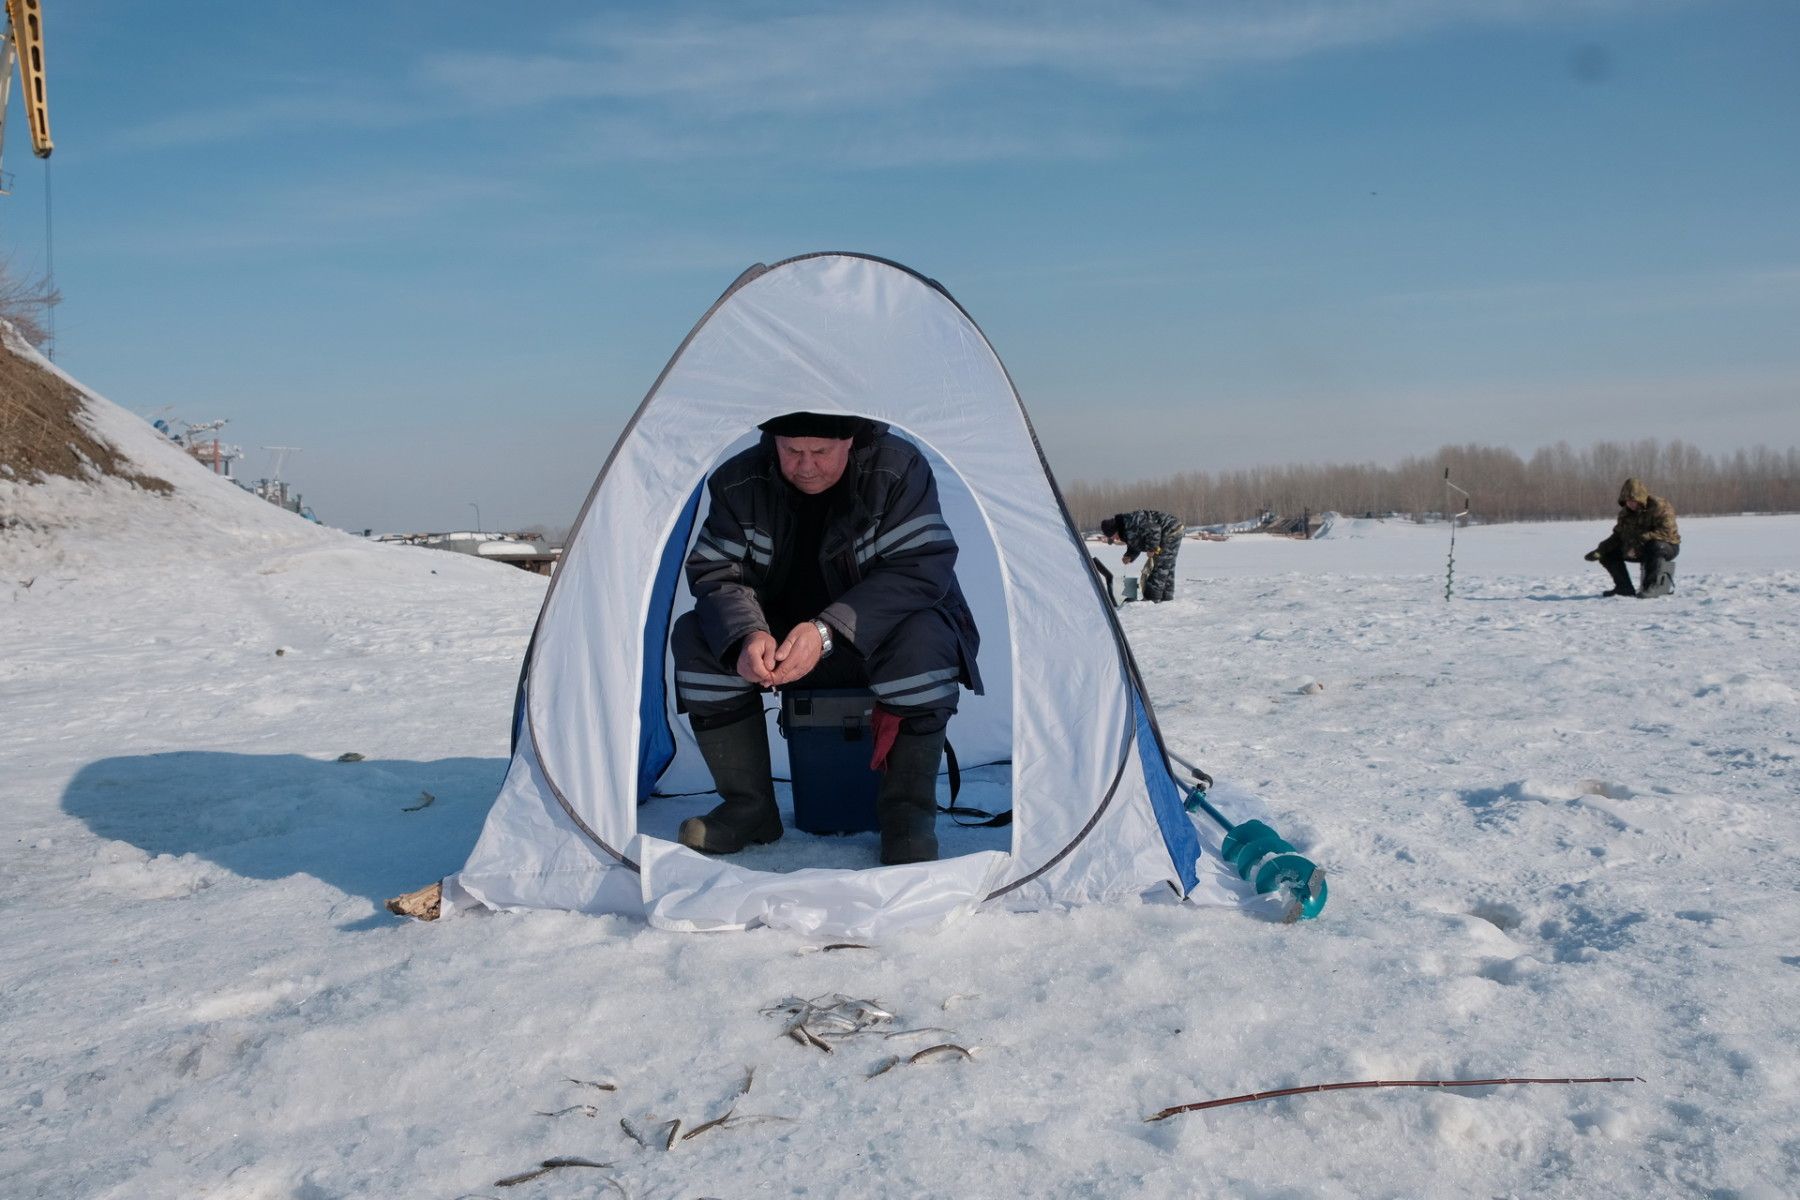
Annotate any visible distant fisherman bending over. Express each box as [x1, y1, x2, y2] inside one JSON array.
[[669, 412, 981, 864], [1584, 477, 1680, 598], [1101, 509, 1186, 602]]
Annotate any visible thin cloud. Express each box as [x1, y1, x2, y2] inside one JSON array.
[[1376, 264, 1800, 322], [83, 174, 532, 258], [544, 106, 1128, 168], [421, 0, 1663, 113], [106, 92, 426, 153], [109, 1, 1677, 157]]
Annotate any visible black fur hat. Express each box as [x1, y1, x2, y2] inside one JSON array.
[[758, 411, 867, 440]]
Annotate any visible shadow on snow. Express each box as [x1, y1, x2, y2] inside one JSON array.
[[61, 752, 501, 926]]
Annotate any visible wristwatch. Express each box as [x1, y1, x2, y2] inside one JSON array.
[[811, 618, 835, 658]]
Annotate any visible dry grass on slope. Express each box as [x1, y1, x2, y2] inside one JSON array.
[[0, 337, 172, 498]]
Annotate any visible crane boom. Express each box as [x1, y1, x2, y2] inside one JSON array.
[[3, 0, 50, 159]]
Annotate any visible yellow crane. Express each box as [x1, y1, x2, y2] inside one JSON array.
[[0, 0, 51, 188]]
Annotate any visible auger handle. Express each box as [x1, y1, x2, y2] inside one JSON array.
[[1168, 748, 1328, 920], [1166, 747, 1233, 833]]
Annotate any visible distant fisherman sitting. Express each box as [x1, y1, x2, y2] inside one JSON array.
[[1584, 477, 1680, 597], [1101, 509, 1186, 602], [669, 412, 981, 865]]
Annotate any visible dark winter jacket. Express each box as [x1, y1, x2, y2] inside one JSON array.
[[1594, 478, 1680, 559], [685, 422, 982, 692], [1112, 509, 1186, 564]]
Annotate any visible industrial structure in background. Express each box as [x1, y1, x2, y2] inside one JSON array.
[[250, 444, 307, 517], [375, 530, 559, 576], [150, 415, 319, 523], [145, 411, 557, 564]]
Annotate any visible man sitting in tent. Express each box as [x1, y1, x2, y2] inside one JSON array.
[[669, 412, 982, 865], [1584, 476, 1681, 597], [1101, 509, 1186, 602]]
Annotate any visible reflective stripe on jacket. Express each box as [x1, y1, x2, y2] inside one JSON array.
[[685, 421, 982, 693]]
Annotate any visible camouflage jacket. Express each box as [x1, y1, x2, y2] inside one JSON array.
[[1114, 509, 1186, 563], [1595, 478, 1680, 559]]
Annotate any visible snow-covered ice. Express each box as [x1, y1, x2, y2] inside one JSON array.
[[4, 384, 1797, 1196]]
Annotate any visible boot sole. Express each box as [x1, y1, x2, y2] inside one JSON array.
[[879, 840, 939, 866], [677, 817, 783, 855]]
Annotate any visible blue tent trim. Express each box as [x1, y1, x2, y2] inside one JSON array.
[[1132, 685, 1201, 894], [637, 482, 706, 804], [509, 629, 536, 754]]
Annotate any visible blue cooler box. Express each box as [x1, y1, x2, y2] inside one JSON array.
[[779, 687, 882, 834]]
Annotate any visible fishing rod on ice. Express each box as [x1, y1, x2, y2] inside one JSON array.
[[1165, 746, 1327, 922]]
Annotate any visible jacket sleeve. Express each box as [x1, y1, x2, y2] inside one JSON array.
[[1122, 510, 1183, 556], [819, 454, 958, 653], [686, 476, 771, 664], [1119, 510, 1153, 556], [1594, 505, 1630, 557], [1645, 497, 1680, 544]]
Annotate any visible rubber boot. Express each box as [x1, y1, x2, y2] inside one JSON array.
[[877, 727, 944, 865], [1600, 556, 1636, 597], [679, 712, 782, 854]]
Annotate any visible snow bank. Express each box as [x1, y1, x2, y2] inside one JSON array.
[[3, 350, 1797, 1196]]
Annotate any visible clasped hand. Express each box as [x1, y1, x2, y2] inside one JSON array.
[[736, 623, 826, 688]]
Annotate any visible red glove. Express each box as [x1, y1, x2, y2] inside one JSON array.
[[869, 706, 903, 771]]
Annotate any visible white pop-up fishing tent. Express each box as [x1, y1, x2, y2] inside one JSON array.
[[441, 253, 1261, 937]]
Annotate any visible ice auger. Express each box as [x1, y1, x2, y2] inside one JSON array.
[[1169, 750, 1328, 922]]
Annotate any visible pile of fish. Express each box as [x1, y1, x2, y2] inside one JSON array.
[[761, 992, 975, 1078]]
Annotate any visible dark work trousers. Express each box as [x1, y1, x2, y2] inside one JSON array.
[[1140, 538, 1182, 602], [1599, 540, 1679, 595], [671, 608, 965, 734]]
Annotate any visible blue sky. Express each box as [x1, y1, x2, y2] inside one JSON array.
[[8, 0, 1797, 531]]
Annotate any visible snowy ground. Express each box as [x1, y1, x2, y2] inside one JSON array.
[[5, 444, 1798, 1197]]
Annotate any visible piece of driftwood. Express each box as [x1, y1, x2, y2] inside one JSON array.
[[1145, 1075, 1644, 1121], [384, 881, 442, 920]]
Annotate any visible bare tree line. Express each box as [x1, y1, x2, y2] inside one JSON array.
[[1064, 440, 1800, 530]]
